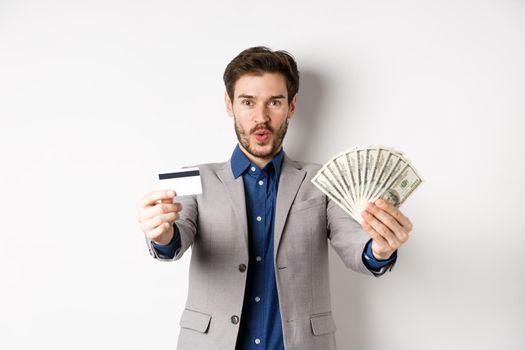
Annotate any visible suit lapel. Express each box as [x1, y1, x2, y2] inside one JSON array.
[[216, 161, 249, 251], [274, 156, 306, 258]]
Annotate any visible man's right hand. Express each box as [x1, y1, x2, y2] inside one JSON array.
[[137, 190, 182, 245]]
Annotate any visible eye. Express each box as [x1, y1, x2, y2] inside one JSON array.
[[241, 99, 253, 106], [269, 100, 282, 107]]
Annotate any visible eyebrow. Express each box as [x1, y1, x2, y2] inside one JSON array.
[[237, 94, 286, 100]]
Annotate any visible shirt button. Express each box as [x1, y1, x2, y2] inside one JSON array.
[[255, 256, 262, 262], [250, 166, 256, 172], [256, 216, 262, 222], [238, 264, 247, 272], [231, 315, 239, 324], [255, 338, 261, 345], [258, 180, 264, 186], [254, 296, 261, 302]]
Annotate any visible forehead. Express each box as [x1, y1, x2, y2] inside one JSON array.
[[234, 72, 288, 98]]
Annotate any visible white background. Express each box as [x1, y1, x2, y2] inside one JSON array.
[[1, 0, 524, 349]]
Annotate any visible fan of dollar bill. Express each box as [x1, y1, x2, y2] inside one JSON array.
[[312, 145, 423, 223]]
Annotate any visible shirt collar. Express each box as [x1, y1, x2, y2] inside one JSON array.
[[230, 144, 285, 179]]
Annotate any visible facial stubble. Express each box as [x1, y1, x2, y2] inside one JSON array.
[[234, 116, 289, 159]]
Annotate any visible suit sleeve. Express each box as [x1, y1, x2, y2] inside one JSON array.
[[326, 196, 395, 276], [149, 224, 181, 259], [146, 194, 199, 261]]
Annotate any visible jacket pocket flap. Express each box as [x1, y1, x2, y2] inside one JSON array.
[[179, 308, 212, 333], [290, 196, 325, 213], [310, 313, 336, 335]]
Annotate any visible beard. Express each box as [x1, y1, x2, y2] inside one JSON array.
[[234, 116, 289, 159]]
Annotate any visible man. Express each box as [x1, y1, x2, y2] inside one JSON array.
[[137, 47, 413, 350]]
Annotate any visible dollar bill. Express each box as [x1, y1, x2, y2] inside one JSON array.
[[312, 145, 422, 221]]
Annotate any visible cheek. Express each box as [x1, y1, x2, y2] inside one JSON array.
[[235, 108, 255, 122], [235, 117, 251, 133], [271, 111, 289, 127]]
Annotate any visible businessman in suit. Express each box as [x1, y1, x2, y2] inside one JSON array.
[[137, 47, 413, 350]]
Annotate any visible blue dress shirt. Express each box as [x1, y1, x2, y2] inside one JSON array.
[[151, 145, 396, 349], [230, 145, 285, 350]]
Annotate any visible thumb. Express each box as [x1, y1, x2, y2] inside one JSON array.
[[160, 190, 176, 204]]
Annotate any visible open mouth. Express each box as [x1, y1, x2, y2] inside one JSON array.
[[253, 130, 270, 142]]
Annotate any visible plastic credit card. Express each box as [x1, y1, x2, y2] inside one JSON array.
[[158, 167, 202, 196]]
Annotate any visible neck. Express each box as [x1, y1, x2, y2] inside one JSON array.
[[238, 144, 282, 169]]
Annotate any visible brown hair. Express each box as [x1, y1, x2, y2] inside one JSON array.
[[223, 46, 299, 103]]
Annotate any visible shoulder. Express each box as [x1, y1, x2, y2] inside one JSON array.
[[185, 161, 229, 175], [285, 157, 322, 177], [284, 157, 326, 203], [181, 161, 233, 183], [196, 161, 228, 171]]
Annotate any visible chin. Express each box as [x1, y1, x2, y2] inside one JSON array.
[[251, 139, 272, 149], [253, 147, 273, 157], [249, 144, 274, 158]]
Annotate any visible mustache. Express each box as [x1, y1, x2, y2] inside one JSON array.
[[250, 124, 273, 134]]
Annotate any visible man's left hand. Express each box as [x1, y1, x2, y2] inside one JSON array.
[[361, 199, 413, 260]]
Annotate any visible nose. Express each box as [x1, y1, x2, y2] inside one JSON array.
[[253, 104, 270, 124]]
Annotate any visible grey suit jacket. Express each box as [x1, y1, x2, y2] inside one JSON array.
[[147, 155, 390, 350]]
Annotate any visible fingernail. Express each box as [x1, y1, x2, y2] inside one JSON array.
[[167, 190, 175, 197], [367, 202, 374, 210], [376, 199, 385, 206]]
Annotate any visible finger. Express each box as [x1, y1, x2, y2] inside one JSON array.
[[139, 202, 182, 221], [141, 212, 180, 233], [375, 199, 412, 230], [145, 222, 172, 241], [361, 221, 396, 259], [361, 210, 400, 248], [138, 202, 182, 222], [361, 220, 389, 248], [138, 190, 176, 209], [366, 202, 408, 243]]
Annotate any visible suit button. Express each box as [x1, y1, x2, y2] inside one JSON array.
[[231, 315, 240, 324], [238, 264, 247, 272]]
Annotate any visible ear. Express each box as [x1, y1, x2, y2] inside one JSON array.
[[225, 92, 234, 118], [287, 94, 298, 120]]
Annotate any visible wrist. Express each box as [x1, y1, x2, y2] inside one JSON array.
[[152, 231, 174, 246], [372, 247, 393, 261]]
